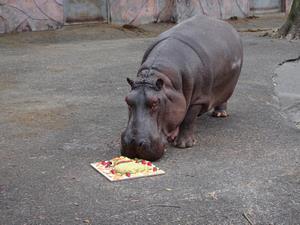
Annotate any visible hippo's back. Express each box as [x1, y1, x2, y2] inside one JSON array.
[[161, 15, 241, 47], [143, 15, 243, 81], [162, 15, 242, 76]]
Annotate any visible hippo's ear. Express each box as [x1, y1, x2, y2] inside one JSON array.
[[156, 78, 164, 90], [127, 78, 135, 88]]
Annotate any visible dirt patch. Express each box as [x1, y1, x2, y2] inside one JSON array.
[[226, 13, 285, 33], [8, 106, 75, 130], [0, 22, 174, 47], [0, 74, 17, 91], [9, 131, 40, 139], [46, 65, 67, 73]]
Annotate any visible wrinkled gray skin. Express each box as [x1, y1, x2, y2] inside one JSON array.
[[121, 15, 243, 161]]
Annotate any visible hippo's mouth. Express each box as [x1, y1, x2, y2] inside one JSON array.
[[121, 133, 167, 161]]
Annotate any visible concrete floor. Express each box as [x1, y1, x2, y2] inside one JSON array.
[[0, 17, 299, 225]]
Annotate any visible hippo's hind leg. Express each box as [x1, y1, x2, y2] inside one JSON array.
[[174, 104, 202, 148], [211, 102, 228, 117]]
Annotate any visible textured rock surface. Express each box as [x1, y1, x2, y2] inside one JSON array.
[[0, 0, 295, 34], [175, 0, 249, 22], [64, 0, 107, 23], [0, 0, 63, 33], [109, 0, 175, 25], [0, 0, 251, 34]]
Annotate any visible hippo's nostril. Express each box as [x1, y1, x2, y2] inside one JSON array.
[[138, 141, 145, 147], [138, 140, 149, 149]]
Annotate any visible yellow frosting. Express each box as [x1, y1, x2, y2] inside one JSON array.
[[114, 162, 150, 174]]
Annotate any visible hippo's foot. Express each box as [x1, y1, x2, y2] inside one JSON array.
[[173, 130, 196, 148], [211, 103, 228, 118]]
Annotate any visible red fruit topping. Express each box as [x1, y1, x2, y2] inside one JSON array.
[[147, 162, 152, 166], [126, 172, 131, 177], [101, 161, 112, 167], [111, 169, 116, 174], [141, 160, 147, 165], [153, 167, 157, 172]]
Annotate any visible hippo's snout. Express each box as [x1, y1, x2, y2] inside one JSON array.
[[123, 135, 148, 149], [121, 131, 165, 161]]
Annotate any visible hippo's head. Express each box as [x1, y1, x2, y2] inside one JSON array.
[[121, 77, 168, 161]]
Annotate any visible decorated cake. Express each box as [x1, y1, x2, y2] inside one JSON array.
[[91, 156, 165, 181]]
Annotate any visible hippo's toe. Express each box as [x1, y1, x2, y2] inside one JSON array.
[[211, 110, 228, 117], [174, 132, 196, 148]]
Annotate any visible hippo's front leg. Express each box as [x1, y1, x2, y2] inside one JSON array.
[[174, 104, 202, 148]]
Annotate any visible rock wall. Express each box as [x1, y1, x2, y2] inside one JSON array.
[[109, 0, 175, 25], [0, 0, 63, 34], [1, 0, 288, 34], [250, 0, 282, 11], [64, 0, 107, 23], [175, 0, 249, 22], [109, 0, 251, 24]]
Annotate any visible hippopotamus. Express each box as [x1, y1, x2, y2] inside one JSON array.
[[121, 15, 243, 161]]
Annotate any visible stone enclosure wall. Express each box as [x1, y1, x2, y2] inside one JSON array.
[[0, 0, 293, 34], [175, 0, 249, 22], [0, 0, 64, 33]]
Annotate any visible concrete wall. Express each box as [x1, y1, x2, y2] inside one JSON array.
[[64, 0, 107, 23], [250, 0, 282, 11], [175, 0, 250, 23], [109, 0, 250, 25], [0, 0, 291, 34], [0, 0, 63, 34], [109, 0, 175, 25]]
